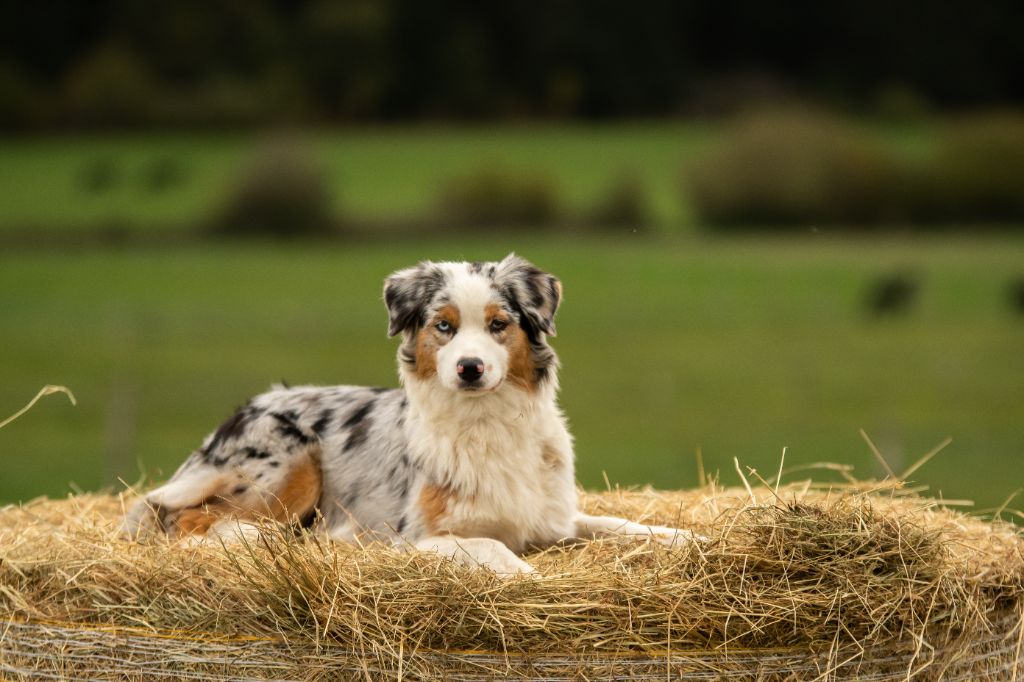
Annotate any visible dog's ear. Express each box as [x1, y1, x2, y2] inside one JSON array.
[[494, 254, 562, 336], [383, 262, 445, 337]]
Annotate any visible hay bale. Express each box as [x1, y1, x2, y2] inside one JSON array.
[[1, 481, 1021, 680]]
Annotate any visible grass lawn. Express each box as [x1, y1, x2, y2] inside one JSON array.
[[2, 234, 1021, 510]]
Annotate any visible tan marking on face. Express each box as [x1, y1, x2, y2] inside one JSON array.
[[435, 304, 461, 328], [419, 484, 452, 534], [415, 304, 461, 379], [505, 324, 537, 392], [484, 302, 511, 326], [414, 328, 438, 378], [486, 302, 535, 390]]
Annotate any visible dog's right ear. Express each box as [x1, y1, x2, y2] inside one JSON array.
[[383, 263, 445, 337]]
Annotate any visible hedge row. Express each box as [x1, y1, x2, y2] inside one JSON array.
[[212, 145, 652, 238], [686, 109, 1024, 229]]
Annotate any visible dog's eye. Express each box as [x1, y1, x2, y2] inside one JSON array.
[[436, 320, 454, 334], [489, 319, 508, 334]]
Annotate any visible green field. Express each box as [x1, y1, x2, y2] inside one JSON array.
[[2, 235, 1021, 509], [0, 121, 935, 234]]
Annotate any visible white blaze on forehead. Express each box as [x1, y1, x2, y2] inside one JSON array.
[[444, 266, 500, 327], [426, 264, 510, 393]]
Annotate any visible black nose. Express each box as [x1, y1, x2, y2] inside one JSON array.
[[457, 357, 485, 383]]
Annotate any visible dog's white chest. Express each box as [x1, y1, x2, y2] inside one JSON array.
[[407, 396, 577, 552]]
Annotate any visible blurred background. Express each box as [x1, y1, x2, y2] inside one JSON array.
[[1, 1, 1022, 512]]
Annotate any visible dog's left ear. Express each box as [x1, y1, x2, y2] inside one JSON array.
[[383, 262, 445, 337], [494, 254, 562, 336]]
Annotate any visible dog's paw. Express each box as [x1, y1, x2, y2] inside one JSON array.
[[415, 535, 536, 577], [484, 553, 537, 578]]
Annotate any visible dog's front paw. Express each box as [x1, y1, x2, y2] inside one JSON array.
[[484, 552, 536, 577], [415, 535, 537, 578]]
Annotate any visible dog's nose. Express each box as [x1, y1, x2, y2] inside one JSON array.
[[456, 357, 485, 383]]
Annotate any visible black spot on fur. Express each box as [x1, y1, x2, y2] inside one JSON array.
[[211, 455, 229, 467], [396, 515, 407, 533], [270, 411, 312, 445], [268, 460, 280, 468], [495, 255, 560, 336], [311, 409, 333, 436], [204, 404, 263, 455], [371, 386, 390, 394], [243, 446, 272, 460], [345, 418, 373, 452], [232, 485, 248, 495], [296, 508, 319, 530], [343, 400, 375, 428]]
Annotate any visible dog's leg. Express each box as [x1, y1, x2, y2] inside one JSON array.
[[574, 513, 704, 546], [413, 535, 536, 576], [123, 438, 322, 543], [122, 470, 232, 539]]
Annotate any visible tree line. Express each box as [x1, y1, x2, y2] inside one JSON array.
[[2, 0, 1022, 129]]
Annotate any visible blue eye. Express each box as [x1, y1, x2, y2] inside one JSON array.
[[436, 320, 453, 333]]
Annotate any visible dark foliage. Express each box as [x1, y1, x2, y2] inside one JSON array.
[[1, 0, 1022, 128], [436, 167, 561, 228], [687, 108, 1024, 228], [685, 109, 903, 228], [210, 138, 337, 239], [77, 157, 121, 194], [865, 272, 919, 317], [908, 114, 1024, 223]]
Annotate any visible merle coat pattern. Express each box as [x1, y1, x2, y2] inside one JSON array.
[[124, 254, 697, 574]]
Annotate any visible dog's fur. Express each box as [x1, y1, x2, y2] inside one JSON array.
[[123, 254, 696, 574]]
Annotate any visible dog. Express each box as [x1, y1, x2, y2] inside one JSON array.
[[123, 254, 697, 574]]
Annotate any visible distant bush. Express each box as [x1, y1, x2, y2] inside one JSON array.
[[210, 139, 337, 239], [687, 108, 1024, 229], [685, 109, 901, 228], [436, 167, 561, 228], [142, 157, 187, 193], [586, 172, 652, 230], [77, 157, 121, 194], [909, 113, 1024, 223]]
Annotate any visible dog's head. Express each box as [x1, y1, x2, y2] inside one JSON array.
[[384, 254, 561, 394]]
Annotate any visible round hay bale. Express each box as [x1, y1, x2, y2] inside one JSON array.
[[1, 481, 1021, 680]]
